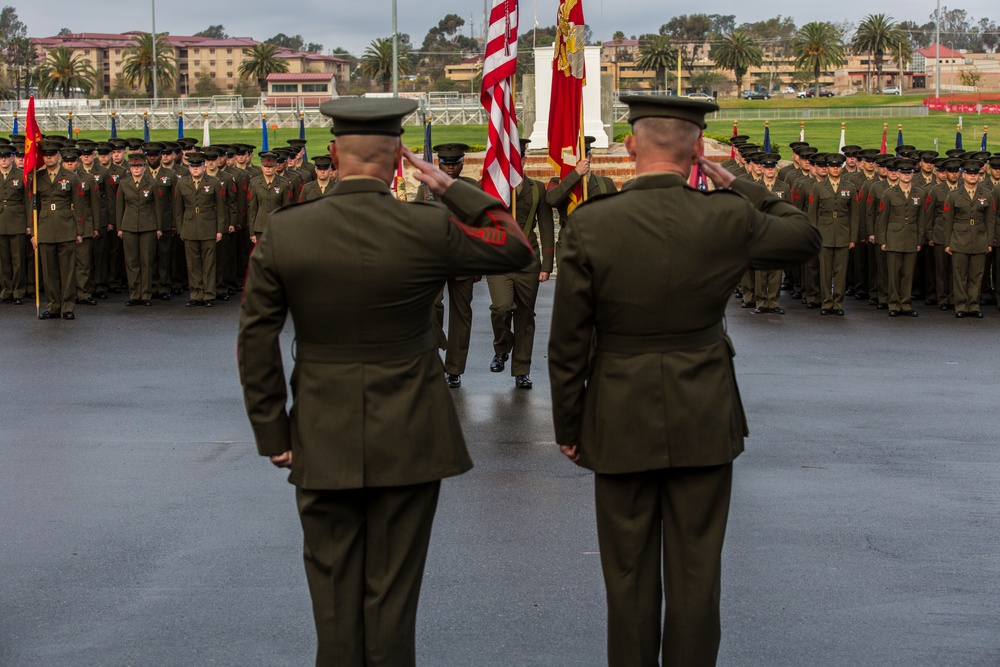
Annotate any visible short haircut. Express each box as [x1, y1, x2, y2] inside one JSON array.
[[336, 134, 400, 171], [633, 117, 701, 162]]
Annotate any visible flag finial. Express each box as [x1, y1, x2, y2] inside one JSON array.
[[841, 122, 845, 130]]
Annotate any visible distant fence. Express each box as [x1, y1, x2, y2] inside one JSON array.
[[0, 95, 943, 135]]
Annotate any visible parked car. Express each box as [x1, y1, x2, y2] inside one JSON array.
[[744, 90, 770, 100], [797, 87, 835, 98], [685, 91, 714, 100], [781, 86, 797, 94], [881, 86, 901, 95]]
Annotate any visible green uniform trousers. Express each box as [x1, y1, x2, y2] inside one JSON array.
[[153, 233, 173, 295], [39, 241, 76, 315], [801, 255, 821, 305], [754, 269, 782, 310], [0, 233, 26, 299], [595, 464, 732, 667], [486, 262, 541, 376], [885, 250, 917, 312], [434, 277, 475, 375], [819, 246, 850, 310], [933, 244, 953, 307], [184, 239, 217, 302], [296, 481, 440, 667], [74, 236, 93, 300], [952, 252, 986, 314], [92, 226, 112, 293], [122, 230, 157, 301]]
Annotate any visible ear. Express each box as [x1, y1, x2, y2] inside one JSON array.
[[329, 143, 340, 169], [693, 133, 704, 165], [624, 133, 636, 160]]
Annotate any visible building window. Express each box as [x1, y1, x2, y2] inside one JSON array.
[[210, 48, 215, 54], [102, 50, 108, 58], [226, 60, 232, 66], [115, 49, 121, 55], [227, 84, 234, 90], [227, 48, 233, 54], [194, 49, 200, 54], [194, 60, 200, 66], [272, 84, 298, 93], [210, 61, 216, 67], [210, 72, 216, 78], [301, 83, 329, 93], [226, 72, 233, 78]]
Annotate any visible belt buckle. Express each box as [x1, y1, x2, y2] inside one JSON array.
[[50, 203, 57, 211], [195, 207, 200, 214]]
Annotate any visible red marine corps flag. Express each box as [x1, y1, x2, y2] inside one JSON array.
[[480, 0, 522, 206], [547, 0, 586, 214], [23, 96, 43, 177]]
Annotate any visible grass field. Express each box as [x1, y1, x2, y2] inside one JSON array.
[[69, 107, 996, 163]]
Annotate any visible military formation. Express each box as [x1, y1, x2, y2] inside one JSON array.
[[724, 137, 1000, 318], [0, 133, 324, 317]]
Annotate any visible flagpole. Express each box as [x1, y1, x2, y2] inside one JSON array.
[[579, 106, 588, 202], [32, 170, 39, 317]]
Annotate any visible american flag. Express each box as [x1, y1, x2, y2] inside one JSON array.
[[480, 0, 523, 206]]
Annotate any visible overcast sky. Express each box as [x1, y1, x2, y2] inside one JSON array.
[[15, 1, 995, 56]]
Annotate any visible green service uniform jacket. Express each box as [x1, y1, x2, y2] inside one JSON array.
[[943, 185, 996, 253], [548, 174, 821, 473], [103, 164, 127, 226], [238, 177, 534, 490], [82, 165, 110, 231], [0, 170, 31, 234], [513, 178, 555, 273], [809, 178, 861, 246], [876, 184, 927, 251], [545, 170, 617, 225], [247, 174, 293, 235], [116, 174, 165, 233], [863, 178, 892, 239], [75, 170, 103, 238], [32, 168, 86, 243], [174, 175, 227, 241], [298, 180, 336, 203], [925, 182, 959, 246], [148, 167, 177, 231]]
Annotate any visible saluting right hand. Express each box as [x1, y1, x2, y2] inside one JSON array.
[[403, 146, 454, 197], [699, 157, 735, 190]]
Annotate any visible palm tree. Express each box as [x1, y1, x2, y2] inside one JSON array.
[[35, 46, 98, 98], [712, 29, 764, 95], [635, 34, 677, 93], [238, 43, 290, 94], [121, 32, 177, 96], [612, 30, 625, 92], [793, 22, 845, 95], [360, 37, 412, 93], [852, 14, 907, 94]]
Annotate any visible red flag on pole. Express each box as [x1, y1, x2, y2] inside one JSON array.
[[481, 0, 523, 206], [547, 0, 586, 215], [23, 96, 43, 177], [730, 121, 738, 159], [880, 123, 888, 154]]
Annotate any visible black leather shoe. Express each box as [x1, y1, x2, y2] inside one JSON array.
[[76, 297, 97, 306], [805, 303, 819, 309], [515, 375, 532, 389], [820, 308, 831, 315], [13, 298, 24, 305], [40, 311, 59, 320], [772, 307, 785, 315], [109, 287, 122, 294], [955, 311, 966, 318], [95, 292, 108, 300], [753, 306, 767, 314], [171, 288, 184, 296], [925, 298, 938, 306], [869, 297, 879, 305], [142, 300, 153, 306], [973, 311, 984, 318], [904, 310, 918, 317], [888, 310, 899, 317], [741, 300, 756, 308], [939, 304, 949, 311], [845, 287, 855, 296], [876, 304, 888, 310], [0, 298, 11, 304], [203, 300, 214, 307], [160, 293, 171, 301], [790, 291, 802, 300], [490, 353, 508, 373], [216, 293, 230, 302], [446, 374, 461, 389], [62, 312, 75, 320], [125, 299, 139, 307], [185, 300, 203, 307], [834, 309, 845, 316]]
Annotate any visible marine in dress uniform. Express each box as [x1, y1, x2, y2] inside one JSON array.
[[0, 145, 30, 305], [174, 152, 226, 307], [59, 149, 101, 307], [876, 159, 926, 316], [32, 140, 87, 319], [808, 153, 860, 315], [925, 159, 962, 310], [247, 152, 294, 245], [297, 156, 337, 202], [415, 143, 480, 388], [942, 160, 996, 317], [78, 141, 111, 300], [792, 152, 825, 309], [753, 153, 792, 314], [485, 138, 555, 388], [143, 143, 177, 300], [548, 95, 820, 667], [238, 98, 532, 667], [863, 156, 897, 308], [116, 152, 165, 306], [545, 135, 618, 255]]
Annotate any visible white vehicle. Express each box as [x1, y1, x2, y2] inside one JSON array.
[[685, 92, 713, 100], [781, 86, 796, 94], [881, 86, 901, 95]]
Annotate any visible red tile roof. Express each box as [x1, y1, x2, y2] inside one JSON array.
[[266, 72, 336, 81], [917, 44, 964, 59]]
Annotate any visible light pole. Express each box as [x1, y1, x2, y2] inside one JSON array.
[[392, 0, 398, 98], [151, 0, 158, 103], [935, 0, 941, 98]]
